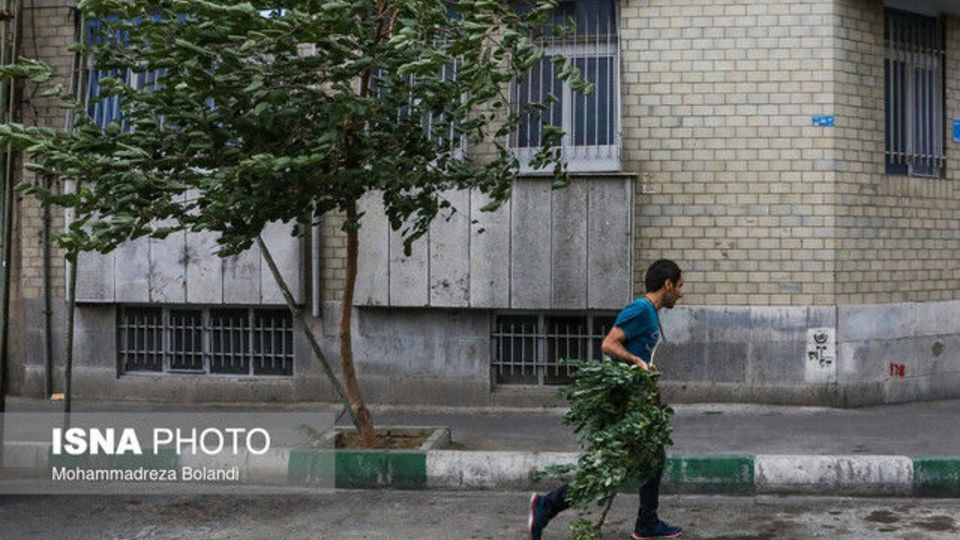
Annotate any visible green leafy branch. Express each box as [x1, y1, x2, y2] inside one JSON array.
[[544, 359, 674, 540]]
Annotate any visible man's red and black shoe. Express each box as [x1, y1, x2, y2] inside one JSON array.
[[631, 520, 683, 539], [528, 493, 551, 540]]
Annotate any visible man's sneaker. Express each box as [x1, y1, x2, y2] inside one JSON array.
[[631, 520, 683, 539], [528, 493, 550, 540]]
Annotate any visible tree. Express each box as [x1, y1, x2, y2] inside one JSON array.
[[0, 0, 584, 446]]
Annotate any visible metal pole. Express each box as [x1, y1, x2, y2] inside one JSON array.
[[0, 0, 23, 416], [42, 173, 51, 398]]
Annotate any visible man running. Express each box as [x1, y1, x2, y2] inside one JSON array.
[[528, 259, 685, 539]]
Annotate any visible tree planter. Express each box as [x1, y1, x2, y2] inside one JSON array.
[[288, 426, 451, 489], [331, 426, 451, 451]]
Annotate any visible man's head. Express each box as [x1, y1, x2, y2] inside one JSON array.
[[644, 259, 683, 309]]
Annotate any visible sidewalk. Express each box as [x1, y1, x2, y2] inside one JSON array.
[[362, 399, 960, 456], [8, 396, 959, 455], [4, 396, 960, 496]]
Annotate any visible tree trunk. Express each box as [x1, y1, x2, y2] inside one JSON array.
[[340, 202, 376, 447]]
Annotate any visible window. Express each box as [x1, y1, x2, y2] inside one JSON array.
[[83, 16, 166, 130], [884, 9, 945, 177], [510, 0, 620, 173], [119, 306, 294, 376], [491, 313, 615, 385], [369, 14, 465, 160]]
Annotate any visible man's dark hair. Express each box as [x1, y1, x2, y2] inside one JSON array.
[[644, 259, 682, 293]]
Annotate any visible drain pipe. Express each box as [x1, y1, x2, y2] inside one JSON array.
[[42, 174, 51, 397]]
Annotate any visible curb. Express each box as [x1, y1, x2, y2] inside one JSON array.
[[422, 452, 960, 497], [6, 442, 960, 496]]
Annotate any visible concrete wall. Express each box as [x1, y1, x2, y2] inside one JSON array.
[[62, 302, 497, 407], [355, 176, 634, 311], [656, 305, 839, 405], [75, 220, 305, 305], [319, 303, 494, 405], [837, 301, 960, 406]]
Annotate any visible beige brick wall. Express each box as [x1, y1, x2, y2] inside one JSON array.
[[320, 211, 347, 303], [14, 1, 75, 301], [832, 0, 960, 304], [625, 0, 960, 306], [623, 0, 838, 305]]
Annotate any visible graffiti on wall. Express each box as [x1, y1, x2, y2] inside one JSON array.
[[804, 327, 836, 383]]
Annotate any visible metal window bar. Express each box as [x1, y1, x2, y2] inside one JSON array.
[[119, 307, 163, 372], [492, 314, 615, 385], [209, 308, 250, 374], [118, 306, 294, 376], [591, 316, 616, 360], [491, 315, 538, 384], [83, 17, 164, 131], [884, 9, 944, 177], [545, 316, 587, 383], [253, 309, 294, 376], [422, 57, 465, 156], [510, 0, 619, 172], [167, 309, 204, 372]]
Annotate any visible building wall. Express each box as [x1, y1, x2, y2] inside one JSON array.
[[833, 0, 960, 304], [9, 2, 308, 400], [319, 212, 347, 304], [354, 177, 633, 311], [16, 0, 71, 300], [8, 0, 75, 396], [828, 1, 960, 404], [619, 0, 960, 406], [323, 0, 960, 309], [622, 0, 838, 306], [8, 0, 960, 407]]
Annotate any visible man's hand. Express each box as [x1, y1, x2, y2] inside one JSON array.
[[604, 327, 652, 370]]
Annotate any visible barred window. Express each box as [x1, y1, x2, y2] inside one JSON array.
[[119, 306, 294, 376], [370, 57, 467, 159], [884, 9, 945, 178], [83, 17, 166, 130], [491, 313, 615, 385], [510, 0, 620, 173]]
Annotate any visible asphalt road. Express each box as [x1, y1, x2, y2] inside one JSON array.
[[0, 491, 958, 539]]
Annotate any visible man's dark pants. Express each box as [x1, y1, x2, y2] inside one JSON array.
[[537, 450, 666, 529]]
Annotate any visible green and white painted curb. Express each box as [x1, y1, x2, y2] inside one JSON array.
[[427, 452, 960, 497], [6, 443, 960, 496]]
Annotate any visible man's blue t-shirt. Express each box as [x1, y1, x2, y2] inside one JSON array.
[[613, 298, 660, 363]]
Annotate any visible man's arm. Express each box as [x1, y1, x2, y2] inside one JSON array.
[[601, 327, 650, 371]]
